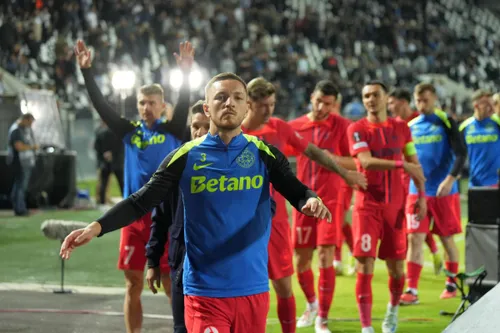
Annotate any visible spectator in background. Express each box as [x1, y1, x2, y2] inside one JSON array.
[[94, 121, 124, 205], [7, 113, 38, 216]]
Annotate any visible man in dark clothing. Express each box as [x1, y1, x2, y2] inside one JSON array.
[[7, 113, 38, 216], [94, 121, 124, 203]]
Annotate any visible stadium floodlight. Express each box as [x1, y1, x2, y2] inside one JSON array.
[[111, 69, 137, 91], [111, 69, 136, 116], [169, 68, 204, 91]]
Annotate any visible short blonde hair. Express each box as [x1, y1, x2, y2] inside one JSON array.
[[204, 72, 247, 101], [471, 89, 493, 103], [414, 83, 436, 95], [138, 84, 164, 100], [247, 77, 276, 102]]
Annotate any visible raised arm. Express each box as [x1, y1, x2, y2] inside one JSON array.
[[75, 40, 134, 138], [160, 42, 195, 140]]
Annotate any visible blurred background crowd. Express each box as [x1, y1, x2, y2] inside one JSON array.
[[1, 0, 499, 122]]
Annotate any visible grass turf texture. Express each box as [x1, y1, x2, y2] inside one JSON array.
[[0, 177, 468, 332]]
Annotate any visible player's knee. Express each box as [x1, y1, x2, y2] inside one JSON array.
[[408, 232, 425, 248], [295, 249, 313, 272], [356, 256, 374, 274], [317, 245, 335, 267], [124, 271, 144, 297], [272, 277, 293, 298], [386, 259, 405, 278]]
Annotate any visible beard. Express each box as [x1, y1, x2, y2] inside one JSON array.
[[212, 114, 244, 131]]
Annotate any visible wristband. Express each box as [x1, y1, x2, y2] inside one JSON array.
[[394, 160, 404, 169], [418, 190, 425, 198]]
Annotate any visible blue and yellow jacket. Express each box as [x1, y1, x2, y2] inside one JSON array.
[[96, 132, 317, 297]]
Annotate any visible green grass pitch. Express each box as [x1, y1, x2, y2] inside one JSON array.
[[0, 177, 469, 332]]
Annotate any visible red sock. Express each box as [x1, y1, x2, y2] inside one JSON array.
[[445, 261, 459, 285], [298, 269, 316, 303], [356, 272, 373, 328], [342, 223, 354, 253], [334, 246, 342, 262], [406, 261, 423, 290], [318, 267, 335, 318], [277, 295, 296, 333], [425, 233, 438, 254], [389, 275, 405, 306]]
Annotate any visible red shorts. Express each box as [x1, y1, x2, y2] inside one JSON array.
[[268, 219, 294, 280], [118, 212, 170, 273], [344, 187, 353, 212], [292, 200, 344, 248], [185, 292, 270, 333], [352, 203, 406, 260], [405, 193, 462, 237]]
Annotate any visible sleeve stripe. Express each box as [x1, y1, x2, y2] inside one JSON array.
[[353, 142, 368, 150], [243, 134, 276, 158], [167, 135, 205, 167], [404, 142, 417, 156]]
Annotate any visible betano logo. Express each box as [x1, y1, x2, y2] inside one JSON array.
[[413, 135, 442, 145], [130, 134, 166, 149], [466, 134, 498, 144], [191, 175, 264, 193]]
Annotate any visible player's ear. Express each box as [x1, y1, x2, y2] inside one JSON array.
[[203, 102, 211, 119]]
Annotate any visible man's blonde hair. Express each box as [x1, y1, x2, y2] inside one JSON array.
[[138, 84, 164, 100], [471, 89, 493, 104], [247, 77, 276, 102], [414, 83, 436, 95], [204, 72, 247, 101]]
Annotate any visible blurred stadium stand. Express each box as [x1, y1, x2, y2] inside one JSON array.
[[0, 0, 499, 180]]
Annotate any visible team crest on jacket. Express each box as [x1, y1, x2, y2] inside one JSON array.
[[236, 148, 255, 168]]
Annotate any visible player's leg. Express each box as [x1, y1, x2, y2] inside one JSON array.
[[123, 269, 145, 333], [170, 268, 187, 333], [292, 210, 318, 327], [400, 195, 431, 305], [314, 202, 343, 333], [184, 295, 232, 333], [425, 231, 443, 275], [233, 292, 270, 333], [433, 194, 462, 299], [98, 165, 111, 205], [118, 224, 147, 333], [379, 207, 407, 333], [352, 206, 381, 333], [268, 220, 296, 333]]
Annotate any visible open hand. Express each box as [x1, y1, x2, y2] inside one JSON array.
[[174, 41, 195, 72], [60, 222, 101, 260], [74, 40, 92, 69]]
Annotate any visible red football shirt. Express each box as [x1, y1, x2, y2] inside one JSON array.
[[347, 117, 413, 206], [396, 111, 419, 192], [287, 113, 351, 203], [242, 117, 309, 222]]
